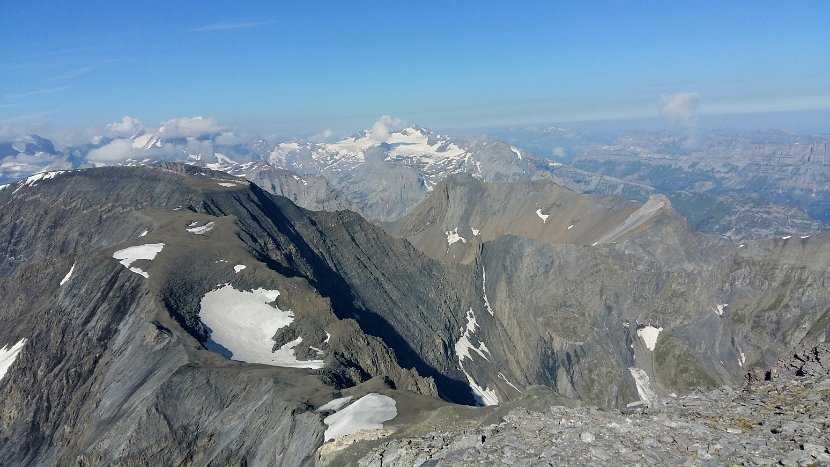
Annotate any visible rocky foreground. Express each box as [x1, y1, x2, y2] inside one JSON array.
[[357, 346, 830, 466]]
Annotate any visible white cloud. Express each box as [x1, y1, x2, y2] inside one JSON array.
[[369, 115, 406, 141], [214, 131, 246, 146], [158, 116, 224, 138], [660, 92, 700, 127], [86, 139, 134, 162], [552, 146, 567, 158], [309, 128, 337, 143], [107, 116, 143, 135]]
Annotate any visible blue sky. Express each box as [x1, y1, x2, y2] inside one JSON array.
[[1, 1, 828, 136]]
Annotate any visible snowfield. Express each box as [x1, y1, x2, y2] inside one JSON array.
[[112, 243, 165, 278], [636, 325, 663, 351], [323, 393, 397, 441], [199, 285, 324, 369], [317, 396, 353, 412]]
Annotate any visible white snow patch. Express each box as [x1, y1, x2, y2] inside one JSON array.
[[535, 209, 549, 223], [60, 262, 75, 286], [454, 307, 498, 406], [217, 182, 238, 187], [199, 285, 323, 368], [233, 264, 246, 273], [112, 243, 164, 278], [714, 304, 728, 316], [0, 184, 8, 191], [738, 244, 745, 248], [482, 267, 494, 316], [739, 350, 746, 368], [801, 235, 810, 239], [0, 339, 27, 382], [781, 235, 792, 240], [497, 372, 523, 393], [455, 308, 491, 362], [323, 393, 397, 441], [629, 367, 657, 404], [568, 224, 574, 230], [445, 227, 466, 246], [317, 396, 353, 412], [139, 230, 148, 237], [471, 228, 480, 236], [324, 331, 331, 343], [465, 375, 499, 406], [187, 222, 215, 235], [510, 146, 523, 160], [12, 170, 68, 194], [636, 326, 663, 351]]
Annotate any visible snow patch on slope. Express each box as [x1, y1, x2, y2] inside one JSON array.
[[535, 209, 549, 223], [629, 367, 657, 404], [446, 227, 466, 246], [636, 326, 662, 351], [12, 170, 68, 194], [455, 307, 498, 406], [323, 393, 397, 441], [0, 339, 27, 382], [199, 285, 323, 369], [317, 396, 353, 413], [60, 262, 75, 286], [112, 243, 164, 278], [482, 267, 494, 316], [187, 221, 215, 235]]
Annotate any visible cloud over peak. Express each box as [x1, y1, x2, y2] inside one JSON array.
[[107, 116, 143, 135], [158, 116, 224, 138], [369, 115, 406, 141]]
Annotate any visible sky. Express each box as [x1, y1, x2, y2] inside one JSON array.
[[1, 1, 828, 137]]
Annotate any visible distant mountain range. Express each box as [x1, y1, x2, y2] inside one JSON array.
[[1, 121, 826, 241]]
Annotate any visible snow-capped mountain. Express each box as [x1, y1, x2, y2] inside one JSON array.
[[0, 134, 65, 184]]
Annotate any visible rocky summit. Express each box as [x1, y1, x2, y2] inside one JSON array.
[[356, 345, 830, 466]]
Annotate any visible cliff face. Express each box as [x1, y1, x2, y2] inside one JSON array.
[[389, 175, 830, 407]]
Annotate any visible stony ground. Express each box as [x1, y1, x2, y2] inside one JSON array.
[[358, 347, 830, 466]]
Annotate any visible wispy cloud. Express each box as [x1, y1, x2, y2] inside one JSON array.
[[47, 66, 96, 81], [189, 21, 271, 32], [3, 86, 73, 100], [0, 110, 61, 124]]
